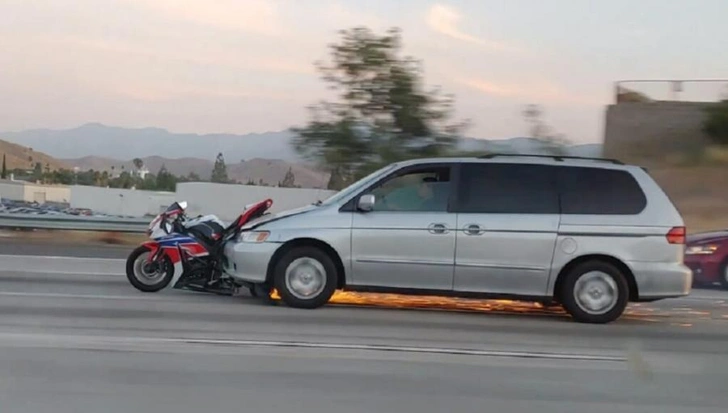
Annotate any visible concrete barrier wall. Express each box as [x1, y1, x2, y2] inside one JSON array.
[[175, 182, 337, 221], [69, 186, 176, 217], [5, 181, 337, 219], [603, 101, 712, 162]]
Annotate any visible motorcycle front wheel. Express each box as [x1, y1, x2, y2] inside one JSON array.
[[126, 245, 175, 292]]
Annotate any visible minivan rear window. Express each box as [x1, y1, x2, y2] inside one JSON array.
[[557, 166, 647, 215]]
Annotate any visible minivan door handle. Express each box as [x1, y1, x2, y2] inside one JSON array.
[[464, 224, 484, 236], [428, 223, 449, 234]]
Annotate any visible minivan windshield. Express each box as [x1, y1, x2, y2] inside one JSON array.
[[319, 163, 399, 206]]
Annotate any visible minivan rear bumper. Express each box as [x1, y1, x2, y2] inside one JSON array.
[[629, 261, 693, 301]]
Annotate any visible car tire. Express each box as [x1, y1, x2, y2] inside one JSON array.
[[719, 259, 728, 290], [559, 261, 629, 324], [273, 246, 337, 309], [126, 245, 174, 293]]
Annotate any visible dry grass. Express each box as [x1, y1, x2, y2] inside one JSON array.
[[649, 164, 728, 233]]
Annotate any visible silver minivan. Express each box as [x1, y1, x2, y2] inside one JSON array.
[[224, 155, 692, 323]]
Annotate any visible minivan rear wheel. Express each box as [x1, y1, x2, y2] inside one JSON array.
[[273, 246, 337, 309], [560, 261, 629, 324]]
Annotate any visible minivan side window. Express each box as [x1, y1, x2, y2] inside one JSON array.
[[455, 163, 559, 214], [557, 166, 647, 215], [368, 166, 452, 212]]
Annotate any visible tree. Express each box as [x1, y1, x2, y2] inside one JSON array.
[[326, 167, 345, 190], [522, 104, 571, 156], [99, 171, 110, 187], [133, 158, 144, 170], [32, 162, 43, 181], [703, 99, 728, 146], [522, 104, 548, 139], [109, 171, 135, 189], [1, 154, 6, 179], [43, 169, 75, 185], [616, 86, 652, 103], [210, 152, 229, 183], [291, 26, 466, 190], [155, 164, 177, 191], [279, 167, 296, 187]]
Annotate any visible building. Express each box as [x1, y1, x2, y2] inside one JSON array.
[[0, 179, 71, 204], [133, 167, 150, 180]]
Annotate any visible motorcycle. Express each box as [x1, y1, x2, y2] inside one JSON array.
[[125, 198, 273, 296]]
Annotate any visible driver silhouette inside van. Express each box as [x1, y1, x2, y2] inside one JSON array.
[[376, 176, 447, 212]]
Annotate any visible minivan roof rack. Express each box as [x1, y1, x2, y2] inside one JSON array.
[[476, 153, 624, 165]]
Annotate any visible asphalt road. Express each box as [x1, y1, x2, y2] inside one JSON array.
[[1, 241, 728, 412]]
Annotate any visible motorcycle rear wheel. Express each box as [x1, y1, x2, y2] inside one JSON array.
[[126, 245, 174, 292]]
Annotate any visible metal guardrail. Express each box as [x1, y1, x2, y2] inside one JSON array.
[[0, 213, 148, 233]]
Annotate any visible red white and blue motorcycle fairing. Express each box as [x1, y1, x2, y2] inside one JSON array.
[[125, 198, 273, 296]]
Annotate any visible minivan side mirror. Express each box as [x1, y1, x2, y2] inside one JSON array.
[[357, 194, 376, 212]]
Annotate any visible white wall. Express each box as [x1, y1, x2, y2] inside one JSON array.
[[0, 180, 71, 204], [23, 183, 71, 203], [176, 183, 337, 221], [58, 183, 337, 219], [69, 186, 176, 217], [0, 181, 25, 202]]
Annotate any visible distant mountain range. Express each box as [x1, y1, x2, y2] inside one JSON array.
[[1, 123, 299, 163], [1, 123, 603, 188], [1, 123, 603, 163]]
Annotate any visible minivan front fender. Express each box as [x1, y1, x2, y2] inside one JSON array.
[[264, 232, 350, 289]]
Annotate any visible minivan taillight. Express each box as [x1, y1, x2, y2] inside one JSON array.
[[666, 226, 686, 244]]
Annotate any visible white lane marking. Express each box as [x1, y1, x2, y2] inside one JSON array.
[[0, 332, 626, 362], [0, 270, 124, 276], [0, 254, 123, 262], [180, 338, 626, 361], [0, 291, 157, 300], [673, 296, 727, 303]]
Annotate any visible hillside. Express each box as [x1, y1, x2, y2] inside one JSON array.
[[62, 156, 214, 179], [0, 138, 68, 171], [228, 158, 329, 188]]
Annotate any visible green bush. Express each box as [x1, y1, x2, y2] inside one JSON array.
[[703, 100, 728, 145]]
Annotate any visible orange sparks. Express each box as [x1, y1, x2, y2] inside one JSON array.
[[268, 289, 562, 315]]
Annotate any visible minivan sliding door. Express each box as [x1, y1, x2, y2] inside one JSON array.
[[452, 162, 561, 296]]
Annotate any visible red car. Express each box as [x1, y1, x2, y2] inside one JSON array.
[[685, 230, 728, 288]]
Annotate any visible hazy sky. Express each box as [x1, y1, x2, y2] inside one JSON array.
[[1, 0, 727, 143]]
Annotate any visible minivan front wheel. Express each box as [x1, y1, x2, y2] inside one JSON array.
[[273, 246, 337, 309], [560, 261, 629, 324]]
